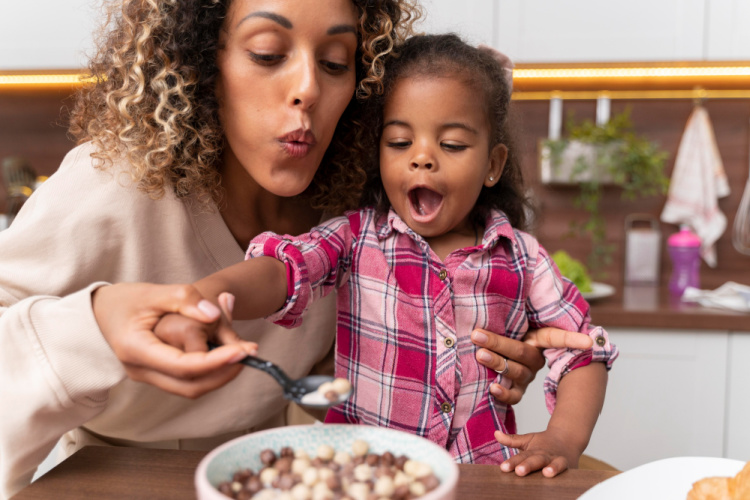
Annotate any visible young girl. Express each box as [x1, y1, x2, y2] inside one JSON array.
[[157, 34, 618, 475]]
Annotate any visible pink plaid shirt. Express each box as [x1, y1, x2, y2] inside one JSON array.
[[247, 207, 618, 464]]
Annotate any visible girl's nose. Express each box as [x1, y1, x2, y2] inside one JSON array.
[[289, 55, 320, 110], [410, 148, 435, 170]]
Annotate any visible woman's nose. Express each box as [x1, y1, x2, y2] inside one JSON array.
[[289, 55, 320, 110]]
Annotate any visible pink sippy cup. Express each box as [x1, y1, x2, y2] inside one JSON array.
[[667, 225, 701, 297]]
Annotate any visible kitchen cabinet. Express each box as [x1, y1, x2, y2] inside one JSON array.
[[513, 328, 750, 471], [417, 0, 495, 45], [0, 0, 97, 70]]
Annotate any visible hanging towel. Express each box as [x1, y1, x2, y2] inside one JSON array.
[[660, 105, 730, 267], [682, 282, 750, 313]]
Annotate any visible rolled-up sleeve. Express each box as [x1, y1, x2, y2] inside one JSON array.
[[246, 215, 355, 328], [524, 243, 619, 413]]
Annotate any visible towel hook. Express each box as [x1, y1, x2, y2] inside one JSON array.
[[692, 86, 708, 107]]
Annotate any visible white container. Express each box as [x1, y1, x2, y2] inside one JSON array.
[[624, 214, 661, 285]]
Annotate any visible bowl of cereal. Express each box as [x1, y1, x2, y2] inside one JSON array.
[[195, 424, 459, 500]]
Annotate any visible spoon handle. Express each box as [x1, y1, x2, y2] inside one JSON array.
[[207, 342, 294, 388]]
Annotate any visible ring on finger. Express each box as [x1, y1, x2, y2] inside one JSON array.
[[495, 356, 510, 376]]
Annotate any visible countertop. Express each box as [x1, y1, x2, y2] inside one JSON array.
[[589, 285, 749, 331]]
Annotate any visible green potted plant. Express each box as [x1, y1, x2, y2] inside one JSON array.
[[540, 109, 670, 274]]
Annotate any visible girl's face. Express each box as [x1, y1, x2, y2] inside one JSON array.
[[379, 75, 507, 240], [216, 0, 358, 197]]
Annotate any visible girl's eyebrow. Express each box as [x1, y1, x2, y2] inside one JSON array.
[[383, 120, 479, 135], [236, 11, 357, 36]]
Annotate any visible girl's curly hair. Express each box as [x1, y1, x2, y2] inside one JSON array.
[[69, 0, 421, 212], [359, 33, 536, 231]]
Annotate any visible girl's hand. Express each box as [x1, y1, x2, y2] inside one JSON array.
[[494, 429, 580, 478], [92, 283, 256, 398], [471, 327, 594, 405]]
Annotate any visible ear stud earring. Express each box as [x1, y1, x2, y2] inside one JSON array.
[[489, 176, 494, 181]]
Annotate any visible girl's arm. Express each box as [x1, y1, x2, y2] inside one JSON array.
[[494, 362, 607, 477], [192, 257, 289, 321]]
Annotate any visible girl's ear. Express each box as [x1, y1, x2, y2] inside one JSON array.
[[485, 144, 508, 187]]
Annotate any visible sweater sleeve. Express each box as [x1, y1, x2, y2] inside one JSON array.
[[0, 145, 129, 499]]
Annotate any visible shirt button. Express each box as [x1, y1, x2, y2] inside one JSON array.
[[441, 402, 452, 413], [444, 337, 455, 348], [439, 269, 447, 280], [595, 335, 606, 347]]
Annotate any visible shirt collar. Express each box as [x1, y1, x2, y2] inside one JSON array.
[[375, 207, 519, 254]]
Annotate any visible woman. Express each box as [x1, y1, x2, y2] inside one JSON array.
[[0, 0, 589, 497]]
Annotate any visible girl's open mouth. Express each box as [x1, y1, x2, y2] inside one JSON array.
[[408, 187, 443, 220]]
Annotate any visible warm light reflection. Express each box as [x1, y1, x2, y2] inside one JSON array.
[[0, 72, 96, 86]]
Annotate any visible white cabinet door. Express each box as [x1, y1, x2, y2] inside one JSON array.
[[705, 0, 750, 60], [513, 328, 729, 471], [0, 0, 98, 70], [493, 0, 706, 63], [726, 332, 750, 461], [416, 0, 495, 45]]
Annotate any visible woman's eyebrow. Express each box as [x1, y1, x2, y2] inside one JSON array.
[[237, 11, 292, 29], [236, 12, 356, 36]]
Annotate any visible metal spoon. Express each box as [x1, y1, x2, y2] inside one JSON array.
[[208, 342, 350, 410]]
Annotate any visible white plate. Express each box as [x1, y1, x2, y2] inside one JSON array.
[[579, 456, 746, 500], [581, 282, 615, 301]]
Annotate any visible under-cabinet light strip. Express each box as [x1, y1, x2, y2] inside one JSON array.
[[512, 89, 750, 101], [513, 66, 750, 79]]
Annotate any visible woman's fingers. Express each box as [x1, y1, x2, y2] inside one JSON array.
[[472, 329, 546, 372], [524, 327, 593, 350], [125, 361, 244, 399]]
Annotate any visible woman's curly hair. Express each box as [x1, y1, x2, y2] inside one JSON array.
[[359, 33, 536, 231], [69, 0, 421, 212]]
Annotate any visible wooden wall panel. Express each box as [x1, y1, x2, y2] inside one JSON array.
[[2, 90, 749, 292]]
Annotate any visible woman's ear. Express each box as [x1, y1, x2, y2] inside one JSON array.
[[485, 144, 508, 187]]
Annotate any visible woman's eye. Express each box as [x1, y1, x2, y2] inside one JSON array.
[[386, 140, 411, 149], [249, 52, 284, 65], [320, 60, 350, 75], [442, 143, 468, 151]]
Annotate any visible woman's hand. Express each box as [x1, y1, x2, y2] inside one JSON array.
[[471, 327, 594, 405], [92, 283, 256, 398]]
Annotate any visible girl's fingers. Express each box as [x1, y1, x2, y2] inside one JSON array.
[[513, 454, 553, 477], [542, 456, 569, 477]]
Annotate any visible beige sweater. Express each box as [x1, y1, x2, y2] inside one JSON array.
[[0, 143, 336, 499]]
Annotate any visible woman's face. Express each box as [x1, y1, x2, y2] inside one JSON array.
[[216, 0, 358, 197]]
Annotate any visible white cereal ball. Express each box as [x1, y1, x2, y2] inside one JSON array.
[[294, 448, 310, 460], [254, 489, 278, 500], [302, 467, 319, 486], [291, 483, 312, 500], [333, 450, 352, 465], [353, 463, 372, 482], [351, 439, 369, 457], [279, 493, 295, 500], [409, 481, 427, 497], [292, 457, 312, 475], [316, 444, 335, 461], [331, 378, 352, 395], [373, 476, 395, 497], [403, 459, 432, 478], [316, 381, 335, 396], [230, 481, 243, 493], [318, 467, 334, 482], [311, 482, 333, 500], [393, 471, 412, 486], [347, 482, 370, 500], [259, 467, 279, 486]]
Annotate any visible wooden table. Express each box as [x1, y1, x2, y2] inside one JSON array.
[[13, 446, 618, 499]]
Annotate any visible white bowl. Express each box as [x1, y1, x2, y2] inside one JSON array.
[[195, 424, 459, 500]]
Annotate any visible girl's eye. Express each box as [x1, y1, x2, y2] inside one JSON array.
[[442, 143, 468, 151], [386, 140, 411, 149], [321, 60, 350, 75], [249, 52, 284, 65]]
